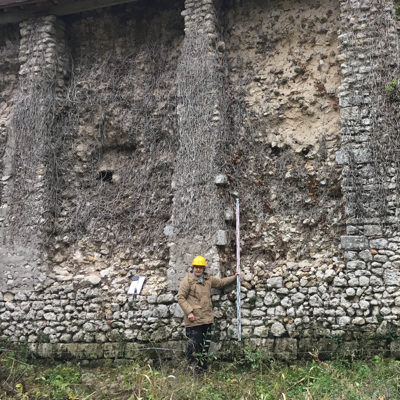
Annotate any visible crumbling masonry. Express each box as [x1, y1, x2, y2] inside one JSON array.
[[1, 0, 400, 359]]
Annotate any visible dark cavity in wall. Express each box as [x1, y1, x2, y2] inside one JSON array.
[[97, 170, 113, 183]]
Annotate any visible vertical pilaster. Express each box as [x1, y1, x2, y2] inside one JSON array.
[[338, 0, 400, 286], [167, 0, 229, 289], [0, 15, 69, 292]]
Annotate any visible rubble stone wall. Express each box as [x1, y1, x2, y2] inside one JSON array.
[[1, 0, 400, 360]]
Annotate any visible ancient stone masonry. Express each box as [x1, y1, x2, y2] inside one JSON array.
[[337, 0, 399, 226], [0, 15, 69, 291], [168, 0, 231, 289], [0, 25, 19, 207], [337, 0, 400, 349], [2, 0, 400, 360], [223, 0, 345, 271]]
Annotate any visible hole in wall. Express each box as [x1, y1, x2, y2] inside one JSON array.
[[97, 170, 113, 183], [271, 146, 284, 156]]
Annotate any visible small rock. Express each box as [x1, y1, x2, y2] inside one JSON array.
[[215, 174, 228, 186], [271, 322, 286, 337], [267, 277, 283, 289], [3, 293, 14, 302], [81, 274, 101, 287]]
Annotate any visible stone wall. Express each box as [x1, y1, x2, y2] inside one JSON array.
[[1, 0, 400, 360], [223, 0, 344, 282]]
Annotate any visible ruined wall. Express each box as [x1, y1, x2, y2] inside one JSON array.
[[223, 0, 344, 283], [43, 1, 182, 292], [1, 0, 400, 360]]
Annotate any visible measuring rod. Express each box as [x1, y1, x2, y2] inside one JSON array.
[[236, 198, 241, 341]]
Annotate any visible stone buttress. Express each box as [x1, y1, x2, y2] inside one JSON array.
[[0, 15, 69, 292], [167, 0, 231, 290], [337, 0, 400, 344]]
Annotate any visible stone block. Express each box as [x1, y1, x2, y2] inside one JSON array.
[[263, 292, 280, 306], [383, 268, 400, 286], [338, 316, 351, 327], [224, 209, 234, 221], [336, 148, 370, 165], [163, 225, 173, 236], [323, 269, 336, 282], [370, 238, 388, 248], [80, 274, 101, 287], [291, 292, 306, 305], [274, 338, 297, 360], [103, 342, 125, 359], [341, 235, 368, 250], [35, 343, 54, 358], [270, 322, 286, 337], [215, 174, 228, 186], [267, 277, 283, 289], [215, 230, 228, 246], [151, 326, 172, 342], [347, 260, 366, 270], [253, 325, 269, 337], [157, 294, 174, 304], [390, 341, 400, 359], [359, 249, 373, 261], [309, 294, 322, 307], [364, 225, 382, 236]]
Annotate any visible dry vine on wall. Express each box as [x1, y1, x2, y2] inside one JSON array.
[[368, 0, 400, 223], [8, 21, 180, 252], [344, 0, 400, 226], [173, 31, 230, 239], [53, 41, 179, 247], [7, 20, 61, 246]]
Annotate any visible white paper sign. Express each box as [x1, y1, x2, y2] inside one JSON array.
[[127, 276, 145, 295]]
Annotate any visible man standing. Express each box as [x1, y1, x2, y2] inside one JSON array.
[[177, 255, 237, 373]]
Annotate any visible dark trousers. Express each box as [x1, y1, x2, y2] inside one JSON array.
[[185, 324, 212, 370]]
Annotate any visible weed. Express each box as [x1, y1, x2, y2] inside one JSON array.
[[395, 2, 400, 20], [248, 296, 258, 306], [1, 349, 400, 399], [385, 78, 398, 92]]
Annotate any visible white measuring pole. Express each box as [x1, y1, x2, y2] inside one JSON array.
[[236, 198, 242, 341]]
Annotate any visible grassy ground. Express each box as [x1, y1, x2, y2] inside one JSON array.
[[1, 347, 400, 400]]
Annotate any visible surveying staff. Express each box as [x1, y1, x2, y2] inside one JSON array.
[[177, 256, 238, 372]]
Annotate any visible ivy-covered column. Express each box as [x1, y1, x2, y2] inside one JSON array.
[[0, 15, 69, 292], [167, 0, 230, 290]]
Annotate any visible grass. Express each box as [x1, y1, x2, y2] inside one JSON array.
[[1, 347, 400, 400]]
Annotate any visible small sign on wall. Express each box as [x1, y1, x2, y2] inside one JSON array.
[[127, 276, 145, 296]]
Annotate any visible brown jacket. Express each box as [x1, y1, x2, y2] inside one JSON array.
[[177, 272, 236, 327]]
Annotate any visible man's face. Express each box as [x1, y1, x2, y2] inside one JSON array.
[[193, 265, 205, 277]]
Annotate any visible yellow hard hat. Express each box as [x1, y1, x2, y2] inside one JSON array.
[[192, 256, 206, 267]]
